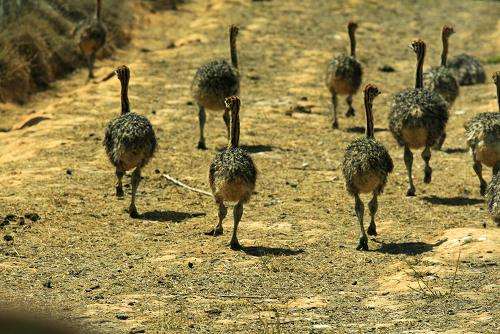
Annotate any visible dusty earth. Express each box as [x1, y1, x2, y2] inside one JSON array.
[[0, 0, 499, 333]]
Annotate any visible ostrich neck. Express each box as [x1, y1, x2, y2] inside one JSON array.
[[96, 0, 101, 20], [228, 109, 240, 148], [415, 54, 424, 89], [497, 81, 500, 112], [364, 98, 374, 138], [349, 30, 356, 58], [440, 36, 448, 67], [230, 34, 238, 69], [121, 82, 130, 115]]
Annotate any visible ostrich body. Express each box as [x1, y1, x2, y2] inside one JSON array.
[[342, 84, 393, 251], [325, 21, 363, 129], [448, 53, 486, 86], [75, 0, 107, 79], [104, 66, 157, 218], [207, 96, 257, 250], [486, 172, 500, 226], [192, 25, 240, 149], [389, 40, 448, 196], [464, 72, 500, 195]]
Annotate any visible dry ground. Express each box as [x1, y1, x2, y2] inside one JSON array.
[[0, 0, 499, 333]]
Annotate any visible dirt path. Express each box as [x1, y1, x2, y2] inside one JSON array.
[[0, 1, 499, 333]]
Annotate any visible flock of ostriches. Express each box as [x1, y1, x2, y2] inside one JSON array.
[[75, 1, 499, 251]]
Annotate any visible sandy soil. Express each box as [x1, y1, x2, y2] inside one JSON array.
[[0, 0, 499, 333]]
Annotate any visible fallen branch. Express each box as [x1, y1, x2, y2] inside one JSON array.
[[162, 174, 213, 197]]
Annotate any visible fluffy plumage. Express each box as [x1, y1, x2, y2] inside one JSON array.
[[192, 59, 239, 111], [104, 113, 157, 171], [389, 88, 448, 148], [342, 138, 393, 196], [447, 54, 486, 86], [425, 66, 459, 106]]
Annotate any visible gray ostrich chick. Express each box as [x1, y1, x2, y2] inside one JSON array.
[[325, 21, 363, 129], [424, 25, 459, 150], [74, 0, 107, 79], [192, 25, 240, 149], [342, 84, 393, 251], [389, 40, 448, 196], [486, 172, 500, 227], [104, 66, 157, 218], [207, 96, 257, 250], [464, 72, 500, 195], [447, 53, 486, 86]]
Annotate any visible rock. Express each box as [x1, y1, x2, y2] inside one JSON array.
[[66, 168, 73, 175], [116, 313, 129, 320], [3, 234, 13, 242], [43, 280, 53, 288], [129, 327, 146, 334], [352, 280, 357, 285], [188, 262, 194, 269], [25, 213, 40, 222], [378, 65, 396, 72], [205, 308, 221, 316]]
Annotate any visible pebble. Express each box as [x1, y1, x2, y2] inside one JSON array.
[[116, 313, 129, 320], [25, 213, 40, 222], [66, 168, 73, 175], [188, 262, 194, 269], [3, 234, 13, 242]]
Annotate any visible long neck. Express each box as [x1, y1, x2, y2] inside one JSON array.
[[440, 34, 448, 67], [228, 109, 240, 148], [96, 0, 101, 20], [415, 52, 424, 89], [349, 28, 356, 58], [364, 97, 374, 138], [120, 80, 130, 115], [230, 32, 238, 69]]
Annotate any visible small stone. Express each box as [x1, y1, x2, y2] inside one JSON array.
[[188, 262, 194, 269], [43, 280, 53, 288], [205, 307, 221, 316], [25, 213, 40, 222], [3, 234, 13, 242], [66, 168, 73, 175], [85, 284, 100, 292], [129, 327, 146, 334], [116, 313, 129, 320], [352, 280, 357, 286], [154, 169, 161, 174]]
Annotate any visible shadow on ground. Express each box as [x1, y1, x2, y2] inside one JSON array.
[[372, 239, 447, 255], [442, 147, 468, 154], [140, 210, 206, 222], [240, 245, 304, 257], [422, 196, 483, 206], [345, 126, 388, 134]]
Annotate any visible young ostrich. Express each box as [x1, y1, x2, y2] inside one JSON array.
[[74, 0, 107, 79], [104, 66, 157, 218], [389, 40, 448, 196], [207, 96, 257, 250], [342, 84, 393, 251], [325, 21, 363, 129], [192, 25, 240, 149], [464, 72, 500, 195], [424, 25, 460, 150], [486, 172, 500, 227], [447, 53, 486, 86]]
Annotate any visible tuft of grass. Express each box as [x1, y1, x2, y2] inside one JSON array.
[[485, 55, 500, 64]]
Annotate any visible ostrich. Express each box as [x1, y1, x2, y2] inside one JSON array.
[[192, 25, 240, 149], [448, 50, 486, 85], [342, 84, 393, 251], [424, 25, 460, 150], [103, 66, 157, 218], [389, 40, 448, 196], [464, 71, 500, 195], [74, 0, 107, 79], [325, 21, 363, 129], [207, 96, 257, 250], [486, 172, 500, 227]]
